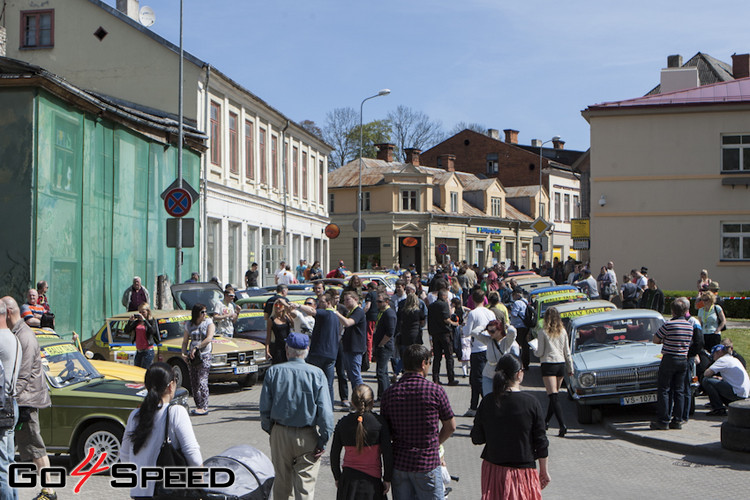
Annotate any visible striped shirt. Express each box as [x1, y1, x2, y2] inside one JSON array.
[[655, 318, 693, 357], [20, 303, 45, 323]]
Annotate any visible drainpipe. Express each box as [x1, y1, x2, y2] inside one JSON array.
[[202, 64, 211, 280], [281, 120, 290, 254], [515, 220, 521, 267]]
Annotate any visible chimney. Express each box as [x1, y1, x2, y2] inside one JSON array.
[[487, 129, 500, 140], [531, 139, 542, 147], [503, 129, 519, 144], [660, 66, 698, 93], [438, 154, 456, 172], [116, 0, 140, 21], [375, 143, 395, 162], [552, 139, 565, 150], [667, 54, 683, 68], [732, 53, 750, 79], [404, 148, 421, 166]]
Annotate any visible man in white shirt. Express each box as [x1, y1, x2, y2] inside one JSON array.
[[278, 266, 295, 285], [462, 290, 495, 417], [574, 269, 600, 299], [703, 343, 750, 416], [274, 261, 287, 284]]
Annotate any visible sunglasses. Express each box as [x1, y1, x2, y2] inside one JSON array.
[[200, 310, 207, 314]]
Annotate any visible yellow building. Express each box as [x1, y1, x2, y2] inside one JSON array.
[[328, 145, 542, 272]]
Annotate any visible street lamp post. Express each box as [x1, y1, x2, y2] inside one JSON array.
[[538, 136, 560, 265], [357, 89, 390, 272]]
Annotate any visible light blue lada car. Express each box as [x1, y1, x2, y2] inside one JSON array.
[[566, 309, 666, 424]]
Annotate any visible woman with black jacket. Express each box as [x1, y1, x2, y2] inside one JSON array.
[[124, 302, 160, 368]]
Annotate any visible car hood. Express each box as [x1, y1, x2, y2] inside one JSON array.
[[160, 336, 264, 352], [573, 343, 662, 371], [67, 378, 149, 399], [89, 360, 146, 382]]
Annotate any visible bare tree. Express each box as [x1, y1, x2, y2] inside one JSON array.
[[323, 107, 358, 169], [299, 119, 324, 140], [387, 105, 444, 161], [449, 121, 487, 135]]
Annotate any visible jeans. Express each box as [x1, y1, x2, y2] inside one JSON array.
[[0, 399, 19, 500], [374, 345, 393, 399], [342, 351, 364, 391], [656, 354, 687, 424], [702, 376, 743, 410], [134, 348, 155, 369], [469, 351, 487, 409], [432, 335, 455, 383], [307, 355, 336, 409], [392, 466, 444, 500]]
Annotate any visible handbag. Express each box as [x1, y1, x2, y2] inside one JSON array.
[[190, 347, 204, 367], [156, 406, 187, 467]]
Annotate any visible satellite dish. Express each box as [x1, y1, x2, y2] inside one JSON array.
[[139, 6, 156, 27]]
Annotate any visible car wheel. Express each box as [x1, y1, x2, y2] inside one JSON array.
[[238, 373, 259, 388], [93, 353, 105, 361], [170, 359, 192, 394], [74, 421, 124, 469], [576, 402, 594, 424]]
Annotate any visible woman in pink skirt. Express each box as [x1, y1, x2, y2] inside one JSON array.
[[471, 354, 550, 499]]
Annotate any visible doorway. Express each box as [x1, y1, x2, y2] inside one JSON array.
[[398, 236, 422, 274]]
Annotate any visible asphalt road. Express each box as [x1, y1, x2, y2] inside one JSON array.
[[16, 365, 750, 499]]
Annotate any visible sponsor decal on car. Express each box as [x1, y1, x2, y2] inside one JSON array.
[[560, 307, 613, 319], [41, 344, 77, 356]]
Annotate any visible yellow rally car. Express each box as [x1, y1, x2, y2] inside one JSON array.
[[81, 310, 269, 392]]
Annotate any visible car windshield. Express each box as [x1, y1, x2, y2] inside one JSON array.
[[173, 287, 224, 311], [235, 314, 266, 335], [573, 317, 663, 352], [156, 318, 191, 341], [41, 344, 102, 388]]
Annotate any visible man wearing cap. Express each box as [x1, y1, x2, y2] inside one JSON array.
[[702, 343, 750, 416], [214, 287, 239, 338], [260, 332, 333, 500]]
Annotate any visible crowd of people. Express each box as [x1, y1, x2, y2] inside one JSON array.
[[2, 260, 749, 500]]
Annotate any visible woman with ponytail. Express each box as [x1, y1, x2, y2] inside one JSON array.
[[533, 306, 574, 437], [330, 384, 393, 499], [121, 362, 202, 498], [471, 354, 550, 499]]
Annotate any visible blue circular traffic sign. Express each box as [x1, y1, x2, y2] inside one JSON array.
[[437, 243, 449, 255], [164, 188, 192, 217]]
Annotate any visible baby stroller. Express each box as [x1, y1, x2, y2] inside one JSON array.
[[155, 445, 274, 500]]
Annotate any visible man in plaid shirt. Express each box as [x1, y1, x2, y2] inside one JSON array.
[[381, 344, 456, 499]]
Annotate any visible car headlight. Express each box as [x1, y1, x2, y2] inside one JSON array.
[[254, 349, 266, 362], [578, 372, 596, 388], [211, 354, 228, 366]]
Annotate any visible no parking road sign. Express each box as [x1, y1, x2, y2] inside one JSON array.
[[164, 188, 192, 217]]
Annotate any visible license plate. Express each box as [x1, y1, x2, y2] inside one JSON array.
[[234, 365, 258, 374], [620, 394, 657, 405]]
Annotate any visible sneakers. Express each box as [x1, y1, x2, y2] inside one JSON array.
[[707, 408, 728, 417], [447, 380, 460, 386], [33, 489, 57, 500], [649, 420, 669, 430], [463, 409, 477, 417], [668, 420, 683, 430]]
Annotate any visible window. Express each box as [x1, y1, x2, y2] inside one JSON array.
[[271, 136, 278, 188], [722, 223, 750, 260], [554, 192, 561, 221], [292, 146, 299, 196], [329, 193, 335, 213], [228, 223, 241, 285], [540, 202, 546, 219], [486, 153, 498, 174], [573, 195, 580, 218], [206, 219, 221, 280], [259, 128, 266, 184], [361, 192, 370, 212], [210, 102, 221, 166], [319, 159, 325, 203], [21, 10, 54, 48], [491, 197, 502, 217], [564, 193, 570, 222], [245, 120, 254, 180], [450, 192, 458, 213], [721, 135, 750, 172], [302, 151, 308, 200], [228, 112, 238, 174], [401, 190, 418, 211]]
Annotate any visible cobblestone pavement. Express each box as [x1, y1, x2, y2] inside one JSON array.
[[17, 365, 750, 499]]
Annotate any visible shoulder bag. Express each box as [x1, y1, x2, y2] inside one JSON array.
[[156, 406, 187, 467], [0, 336, 21, 428]]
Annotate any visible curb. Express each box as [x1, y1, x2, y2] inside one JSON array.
[[602, 419, 750, 465]]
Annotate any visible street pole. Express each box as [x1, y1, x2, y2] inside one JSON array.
[[357, 89, 390, 272], [176, 0, 184, 284], [538, 135, 560, 266]]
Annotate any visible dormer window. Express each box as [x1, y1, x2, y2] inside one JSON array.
[[401, 190, 418, 211], [450, 192, 458, 213], [491, 197, 502, 217]]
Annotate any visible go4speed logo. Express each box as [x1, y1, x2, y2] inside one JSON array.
[[10, 448, 234, 493]]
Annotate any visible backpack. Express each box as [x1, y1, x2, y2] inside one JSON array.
[[522, 300, 536, 329]]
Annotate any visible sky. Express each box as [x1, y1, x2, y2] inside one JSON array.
[[108, 0, 750, 152]]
